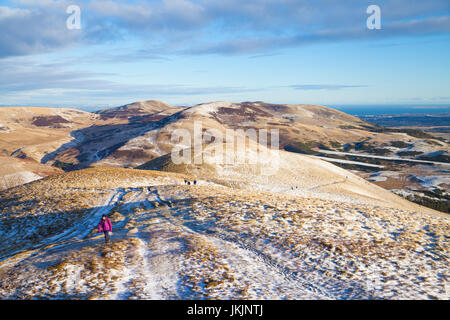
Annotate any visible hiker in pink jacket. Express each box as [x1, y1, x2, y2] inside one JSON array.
[[98, 214, 112, 243]]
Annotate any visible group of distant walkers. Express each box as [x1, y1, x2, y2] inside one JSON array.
[[184, 179, 197, 185]]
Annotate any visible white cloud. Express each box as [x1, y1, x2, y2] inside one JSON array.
[[0, 6, 30, 19]]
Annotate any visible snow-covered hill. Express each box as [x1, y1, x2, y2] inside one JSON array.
[[137, 141, 442, 215]]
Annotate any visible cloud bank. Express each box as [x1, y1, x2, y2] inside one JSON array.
[[1, 0, 449, 58]]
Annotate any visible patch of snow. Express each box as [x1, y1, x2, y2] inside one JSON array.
[[415, 176, 450, 188], [184, 101, 233, 117]]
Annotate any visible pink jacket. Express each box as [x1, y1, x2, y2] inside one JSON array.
[[98, 217, 112, 233]]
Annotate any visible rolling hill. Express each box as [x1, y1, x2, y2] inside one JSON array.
[[2, 100, 447, 173], [137, 140, 442, 216]]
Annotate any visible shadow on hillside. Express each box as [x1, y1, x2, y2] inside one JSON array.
[[0, 192, 155, 261], [41, 111, 183, 171], [0, 201, 118, 262]]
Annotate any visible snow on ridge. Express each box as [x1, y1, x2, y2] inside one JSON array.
[[184, 101, 233, 116]]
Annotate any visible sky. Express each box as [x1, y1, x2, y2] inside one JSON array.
[[0, 0, 449, 111]]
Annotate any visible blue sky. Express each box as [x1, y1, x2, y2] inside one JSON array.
[[0, 0, 449, 110]]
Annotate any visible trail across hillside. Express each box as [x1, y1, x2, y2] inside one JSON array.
[[308, 178, 348, 191], [0, 168, 448, 300]]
